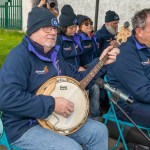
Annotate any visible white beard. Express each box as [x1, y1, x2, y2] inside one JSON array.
[[43, 41, 55, 49], [43, 37, 56, 52], [106, 25, 118, 35]]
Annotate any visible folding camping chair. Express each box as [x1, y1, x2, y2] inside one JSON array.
[[0, 111, 22, 150], [102, 76, 150, 150]]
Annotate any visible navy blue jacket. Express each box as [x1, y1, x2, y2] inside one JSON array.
[[56, 34, 82, 67], [0, 35, 106, 143], [77, 32, 102, 67], [107, 35, 150, 117], [95, 24, 116, 51]]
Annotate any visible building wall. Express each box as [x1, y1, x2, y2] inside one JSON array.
[[22, 0, 150, 32], [22, 0, 32, 32]]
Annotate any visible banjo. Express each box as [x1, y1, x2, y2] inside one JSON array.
[[36, 54, 108, 135]]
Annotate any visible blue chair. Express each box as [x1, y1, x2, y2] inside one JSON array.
[[0, 111, 22, 150], [103, 76, 150, 150]]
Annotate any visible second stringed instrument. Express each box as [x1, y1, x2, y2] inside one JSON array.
[[112, 21, 131, 48]]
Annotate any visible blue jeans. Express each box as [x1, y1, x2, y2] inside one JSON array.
[[12, 118, 108, 150], [89, 84, 100, 118]]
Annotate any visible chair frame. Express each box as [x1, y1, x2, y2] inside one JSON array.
[[0, 111, 22, 150], [103, 76, 150, 150]]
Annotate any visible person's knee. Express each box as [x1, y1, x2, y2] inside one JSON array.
[[98, 123, 108, 139], [92, 122, 108, 139]]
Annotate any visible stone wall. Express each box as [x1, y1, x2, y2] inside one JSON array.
[[22, 0, 150, 32]]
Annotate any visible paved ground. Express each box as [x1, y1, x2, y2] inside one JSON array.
[[109, 138, 123, 150], [0, 145, 6, 150]]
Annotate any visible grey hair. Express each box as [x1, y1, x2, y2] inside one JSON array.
[[132, 8, 150, 34]]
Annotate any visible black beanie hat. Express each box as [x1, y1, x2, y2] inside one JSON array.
[[105, 10, 119, 23], [26, 7, 59, 35], [59, 5, 77, 27], [76, 14, 90, 26]]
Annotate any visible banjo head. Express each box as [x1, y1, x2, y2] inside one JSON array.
[[36, 76, 89, 135]]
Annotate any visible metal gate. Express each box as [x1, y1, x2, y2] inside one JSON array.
[[0, 0, 22, 30]]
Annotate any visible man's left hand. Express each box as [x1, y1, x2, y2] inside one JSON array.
[[99, 46, 120, 65]]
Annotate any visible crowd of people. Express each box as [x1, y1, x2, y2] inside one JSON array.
[[0, 0, 149, 149]]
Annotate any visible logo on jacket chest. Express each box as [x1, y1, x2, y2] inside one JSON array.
[[64, 46, 72, 51], [84, 44, 92, 49], [141, 59, 150, 65], [64, 45, 79, 51], [35, 66, 49, 74]]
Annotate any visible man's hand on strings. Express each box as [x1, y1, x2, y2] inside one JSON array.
[[54, 97, 74, 118], [99, 46, 120, 65]]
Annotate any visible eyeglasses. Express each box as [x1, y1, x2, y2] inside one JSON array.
[[43, 27, 58, 33], [84, 22, 93, 26]]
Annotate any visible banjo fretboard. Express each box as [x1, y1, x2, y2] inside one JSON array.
[[80, 54, 108, 89]]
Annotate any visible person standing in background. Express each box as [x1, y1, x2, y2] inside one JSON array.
[[32, 0, 59, 17]]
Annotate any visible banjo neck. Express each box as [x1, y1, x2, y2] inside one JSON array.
[[80, 54, 108, 89]]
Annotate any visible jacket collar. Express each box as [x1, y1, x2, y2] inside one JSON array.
[[24, 35, 60, 62]]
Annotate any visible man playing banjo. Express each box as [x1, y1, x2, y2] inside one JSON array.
[[0, 7, 119, 150]]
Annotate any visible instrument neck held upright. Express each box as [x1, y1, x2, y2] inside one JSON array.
[[80, 54, 108, 89]]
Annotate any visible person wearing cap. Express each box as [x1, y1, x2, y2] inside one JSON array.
[[57, 5, 83, 69], [0, 7, 119, 150], [95, 10, 120, 51], [107, 8, 150, 128], [76, 14, 103, 119], [57, 6, 100, 120], [76, 14, 102, 67]]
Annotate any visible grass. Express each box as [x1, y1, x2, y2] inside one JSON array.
[[0, 29, 24, 67]]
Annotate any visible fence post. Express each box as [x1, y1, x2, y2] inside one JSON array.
[[5, 2, 8, 28], [0, 0, 22, 30]]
